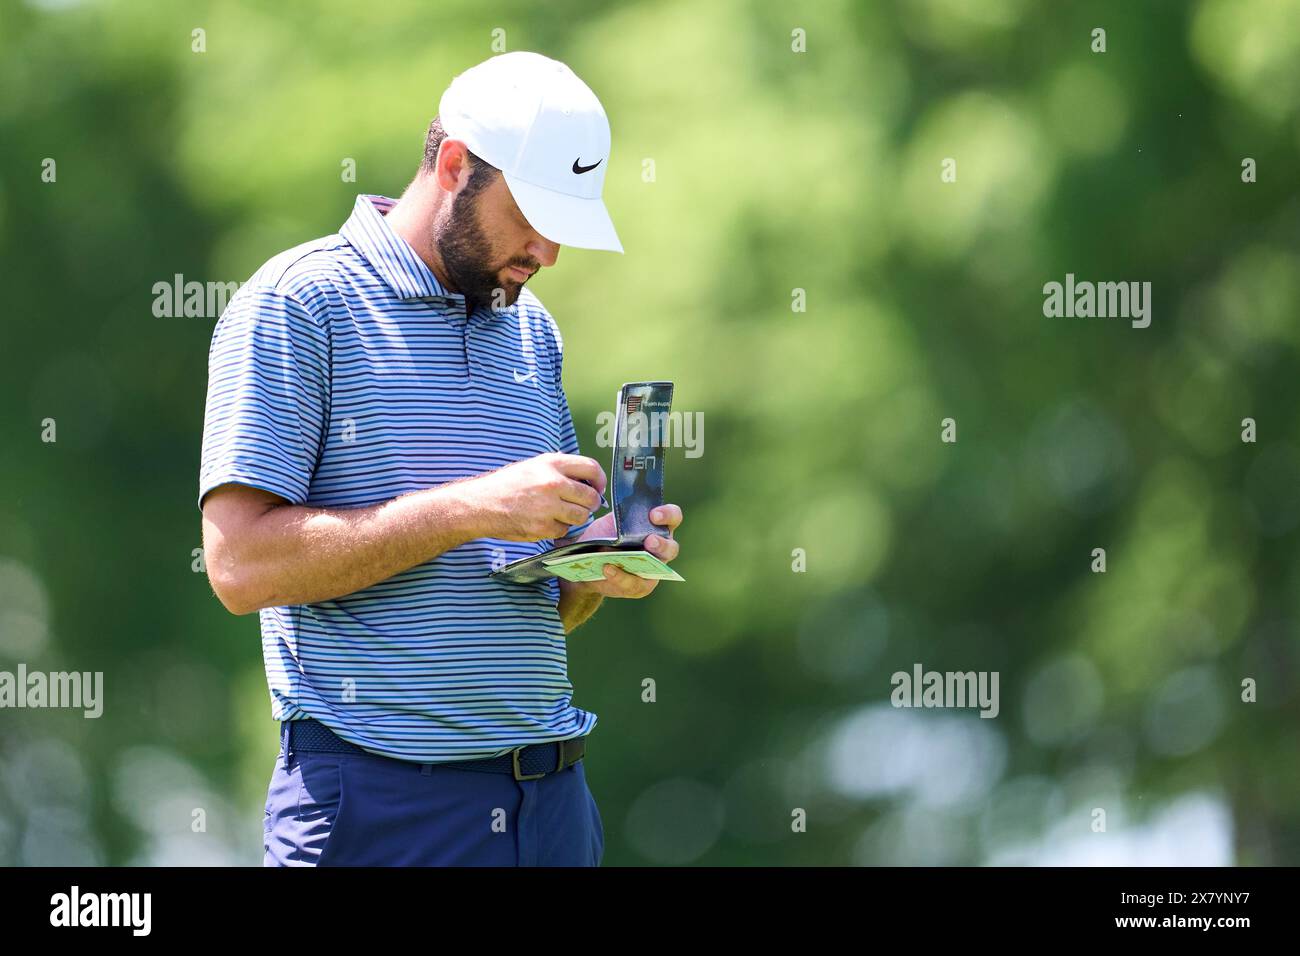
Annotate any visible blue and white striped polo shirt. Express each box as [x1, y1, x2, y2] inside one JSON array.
[[199, 193, 598, 763]]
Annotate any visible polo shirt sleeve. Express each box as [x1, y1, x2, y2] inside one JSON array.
[[198, 285, 331, 510]]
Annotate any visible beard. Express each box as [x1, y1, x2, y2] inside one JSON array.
[[435, 190, 533, 314]]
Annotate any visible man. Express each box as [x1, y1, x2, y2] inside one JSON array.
[[198, 51, 683, 866]]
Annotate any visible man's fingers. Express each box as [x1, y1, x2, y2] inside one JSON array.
[[553, 501, 594, 529], [558, 477, 603, 512], [551, 455, 607, 495], [649, 504, 682, 531], [644, 533, 679, 563], [601, 565, 656, 597]]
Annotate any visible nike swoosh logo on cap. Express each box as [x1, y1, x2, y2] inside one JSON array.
[[572, 157, 603, 174]]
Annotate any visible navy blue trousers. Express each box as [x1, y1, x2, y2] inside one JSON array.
[[263, 729, 605, 866]]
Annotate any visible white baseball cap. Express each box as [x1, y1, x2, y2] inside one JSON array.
[[438, 51, 623, 254]]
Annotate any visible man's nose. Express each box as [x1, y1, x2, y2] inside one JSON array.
[[527, 235, 560, 268]]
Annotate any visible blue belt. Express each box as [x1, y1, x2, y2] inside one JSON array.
[[281, 717, 586, 781]]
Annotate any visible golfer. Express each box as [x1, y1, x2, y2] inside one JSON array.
[[197, 51, 683, 866]]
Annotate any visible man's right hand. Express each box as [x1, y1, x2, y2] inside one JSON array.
[[466, 453, 607, 542]]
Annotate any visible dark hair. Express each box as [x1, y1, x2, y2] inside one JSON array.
[[421, 116, 496, 201]]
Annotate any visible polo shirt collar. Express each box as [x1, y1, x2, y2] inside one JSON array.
[[340, 194, 463, 302]]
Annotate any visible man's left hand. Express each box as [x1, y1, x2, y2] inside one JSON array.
[[569, 504, 683, 599]]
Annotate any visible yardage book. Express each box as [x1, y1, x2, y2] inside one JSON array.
[[491, 381, 684, 585]]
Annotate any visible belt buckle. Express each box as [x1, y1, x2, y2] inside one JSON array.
[[511, 743, 564, 781]]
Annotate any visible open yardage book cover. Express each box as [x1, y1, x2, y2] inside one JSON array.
[[492, 381, 684, 585]]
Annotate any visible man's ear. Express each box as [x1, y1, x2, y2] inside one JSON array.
[[434, 139, 472, 194]]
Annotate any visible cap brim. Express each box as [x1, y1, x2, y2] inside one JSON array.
[[503, 172, 624, 253]]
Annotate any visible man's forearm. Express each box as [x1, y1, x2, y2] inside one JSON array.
[[557, 578, 604, 634], [204, 481, 487, 614]]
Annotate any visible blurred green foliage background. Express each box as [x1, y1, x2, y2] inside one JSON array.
[[2, 0, 1299, 865]]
